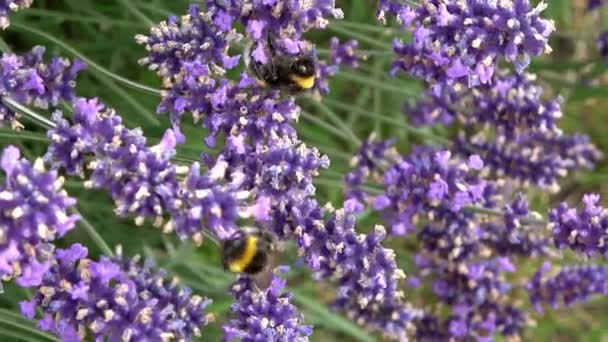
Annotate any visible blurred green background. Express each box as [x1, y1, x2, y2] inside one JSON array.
[[1, 0, 608, 341]]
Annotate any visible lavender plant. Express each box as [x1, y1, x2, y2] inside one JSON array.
[[0, 1, 607, 341]]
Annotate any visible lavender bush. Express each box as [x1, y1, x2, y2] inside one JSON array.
[[0, 0, 607, 341]]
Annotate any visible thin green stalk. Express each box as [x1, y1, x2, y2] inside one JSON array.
[[11, 23, 162, 97], [464, 206, 547, 226], [3, 98, 55, 128], [335, 70, 419, 96], [372, 57, 385, 135], [300, 110, 354, 144], [136, 3, 174, 17], [328, 24, 393, 50], [304, 98, 361, 147], [17, 8, 144, 27], [0, 36, 11, 53], [0, 309, 60, 342], [323, 97, 449, 144], [331, 20, 398, 34], [0, 129, 48, 143], [116, 0, 155, 27], [74, 208, 115, 257]]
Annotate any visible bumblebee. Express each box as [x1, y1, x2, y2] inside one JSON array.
[[246, 35, 317, 93], [221, 227, 276, 289]]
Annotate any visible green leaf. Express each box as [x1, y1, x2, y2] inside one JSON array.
[[291, 291, 376, 342], [0, 309, 60, 342]]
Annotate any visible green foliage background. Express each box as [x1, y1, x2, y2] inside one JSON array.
[[1, 0, 608, 341]]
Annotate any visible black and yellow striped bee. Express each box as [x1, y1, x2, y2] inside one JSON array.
[[246, 35, 317, 93], [221, 227, 276, 289]]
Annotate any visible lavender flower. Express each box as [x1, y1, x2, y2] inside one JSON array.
[[390, 1, 555, 85], [598, 31, 608, 57], [272, 200, 423, 339], [204, 0, 343, 60], [405, 72, 601, 189], [20, 244, 213, 341], [46, 97, 245, 243], [527, 262, 608, 312], [550, 194, 608, 257], [406, 72, 563, 136], [414, 255, 529, 339], [0, 46, 85, 128], [223, 267, 312, 341], [344, 134, 396, 209], [481, 193, 549, 257], [588, 0, 604, 11], [0, 146, 79, 287], [373, 146, 489, 235], [0, 0, 32, 29], [314, 37, 364, 94]]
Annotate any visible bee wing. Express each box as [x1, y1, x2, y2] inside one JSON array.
[[251, 253, 276, 291]]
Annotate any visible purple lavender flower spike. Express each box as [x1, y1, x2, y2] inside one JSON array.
[[0, 47, 85, 128], [21, 244, 213, 341], [481, 193, 549, 257], [374, 146, 490, 235], [0, 145, 79, 287], [0, 0, 33, 29], [314, 37, 364, 94], [223, 267, 312, 341], [274, 200, 424, 339], [46, 97, 244, 243], [588, 0, 604, 11], [389, 1, 555, 85], [527, 262, 608, 312], [550, 194, 608, 257], [597, 31, 608, 57]]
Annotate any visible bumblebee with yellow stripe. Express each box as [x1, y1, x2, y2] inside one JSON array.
[[246, 34, 317, 93], [221, 227, 276, 289]]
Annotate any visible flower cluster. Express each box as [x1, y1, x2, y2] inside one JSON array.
[[588, 0, 604, 11], [414, 256, 528, 340], [406, 72, 562, 135], [549, 193, 608, 257], [204, 0, 343, 60], [344, 134, 396, 209], [46, 97, 245, 242], [0, 0, 32, 29], [136, 4, 242, 124], [406, 72, 601, 189], [598, 31, 608, 57], [372, 146, 489, 235], [223, 267, 312, 341], [481, 193, 549, 257], [315, 37, 364, 94], [389, 0, 555, 86], [527, 262, 608, 312], [20, 244, 213, 341], [0, 145, 79, 287], [0, 46, 85, 128]]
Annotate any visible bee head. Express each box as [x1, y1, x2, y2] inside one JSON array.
[[291, 57, 316, 78]]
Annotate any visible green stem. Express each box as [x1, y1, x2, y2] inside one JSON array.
[[2, 98, 55, 128], [11, 23, 162, 97], [116, 0, 155, 27], [463, 206, 547, 226], [304, 98, 361, 148], [73, 208, 115, 257], [331, 20, 399, 34], [0, 128, 48, 142], [17, 8, 144, 27], [300, 110, 354, 144], [335, 70, 419, 95], [328, 24, 393, 50], [0, 309, 60, 341], [323, 97, 449, 144]]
